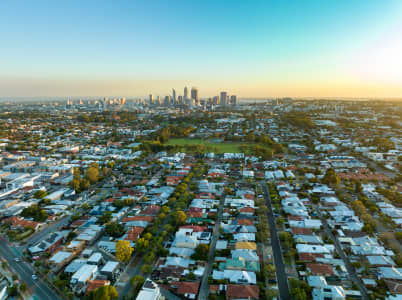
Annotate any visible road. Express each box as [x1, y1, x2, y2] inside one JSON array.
[[197, 195, 225, 300], [261, 182, 291, 300], [314, 206, 369, 300], [0, 236, 62, 300]]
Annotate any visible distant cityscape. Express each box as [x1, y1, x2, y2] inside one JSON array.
[[64, 87, 237, 110]]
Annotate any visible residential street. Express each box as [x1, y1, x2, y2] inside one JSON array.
[[0, 236, 62, 300], [314, 205, 369, 300], [197, 195, 225, 300], [261, 182, 291, 300]]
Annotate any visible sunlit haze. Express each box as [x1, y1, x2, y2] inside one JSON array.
[[1, 0, 402, 98]]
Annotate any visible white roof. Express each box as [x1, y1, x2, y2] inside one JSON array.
[[367, 256, 395, 266], [296, 244, 333, 254], [101, 261, 119, 273], [378, 267, 402, 280], [212, 269, 256, 284], [216, 240, 228, 250], [88, 252, 103, 263], [50, 251, 73, 264], [71, 264, 97, 283], [307, 275, 327, 288]]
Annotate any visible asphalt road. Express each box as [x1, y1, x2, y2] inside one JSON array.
[[314, 206, 369, 300], [261, 182, 291, 300], [197, 196, 225, 300], [0, 236, 62, 300]]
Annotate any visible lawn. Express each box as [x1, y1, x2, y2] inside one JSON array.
[[166, 138, 246, 154]]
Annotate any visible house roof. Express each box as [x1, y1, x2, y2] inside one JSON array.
[[5, 216, 40, 229], [122, 215, 154, 222], [226, 284, 259, 299], [179, 225, 207, 232], [85, 279, 110, 294], [235, 242, 257, 250], [291, 227, 313, 235], [385, 279, 402, 294], [298, 252, 324, 262], [306, 263, 335, 275], [176, 281, 200, 295]]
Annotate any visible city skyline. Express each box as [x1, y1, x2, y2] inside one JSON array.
[[1, 0, 402, 98]]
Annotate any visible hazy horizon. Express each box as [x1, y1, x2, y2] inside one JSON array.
[[1, 0, 402, 98]]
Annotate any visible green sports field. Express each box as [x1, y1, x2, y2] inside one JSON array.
[[166, 138, 267, 154]]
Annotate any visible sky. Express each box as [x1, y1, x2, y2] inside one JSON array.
[[1, 0, 402, 98]]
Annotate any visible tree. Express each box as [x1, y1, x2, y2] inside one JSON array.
[[354, 180, 363, 194], [289, 278, 311, 300], [396, 232, 402, 243], [7, 285, 18, 297], [279, 232, 293, 250], [135, 238, 149, 252], [130, 275, 144, 297], [373, 137, 395, 152], [144, 251, 155, 264], [85, 163, 100, 184], [116, 240, 133, 263], [34, 190, 47, 199], [97, 211, 113, 224], [80, 178, 90, 190], [264, 264, 276, 279], [173, 210, 187, 225], [143, 233, 152, 240], [19, 283, 27, 292], [86, 285, 118, 300], [140, 264, 152, 274], [322, 168, 340, 186], [69, 167, 82, 192], [20, 204, 48, 222], [66, 231, 77, 242], [161, 206, 170, 214], [105, 222, 125, 238], [164, 224, 174, 233], [191, 244, 209, 261]]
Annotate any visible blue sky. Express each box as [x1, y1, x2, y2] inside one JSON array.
[[1, 0, 402, 97]]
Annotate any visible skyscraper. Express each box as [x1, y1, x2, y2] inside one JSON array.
[[172, 88, 176, 105], [230, 95, 237, 105], [184, 87, 188, 100], [191, 87, 199, 104], [220, 91, 227, 106], [149, 94, 153, 105]]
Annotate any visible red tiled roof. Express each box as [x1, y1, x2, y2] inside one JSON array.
[[85, 280, 110, 294], [298, 252, 325, 262], [306, 263, 334, 275], [4, 216, 40, 229], [226, 284, 259, 299], [122, 215, 154, 222], [125, 226, 144, 241], [291, 227, 313, 235], [240, 207, 255, 213], [177, 282, 200, 295], [288, 215, 304, 221], [179, 225, 207, 232], [140, 205, 161, 216], [188, 207, 203, 212], [209, 285, 220, 293], [237, 219, 253, 226], [188, 211, 204, 218]]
